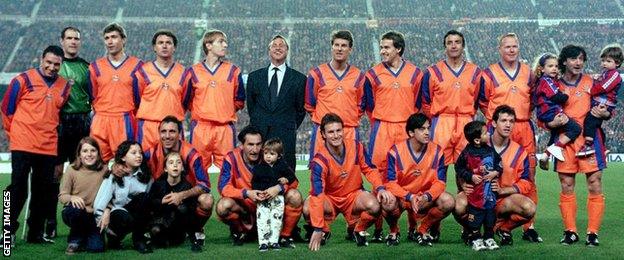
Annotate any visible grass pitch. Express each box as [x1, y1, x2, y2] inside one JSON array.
[[2, 164, 624, 259]]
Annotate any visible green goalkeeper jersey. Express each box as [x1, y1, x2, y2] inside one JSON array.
[[59, 57, 91, 114]]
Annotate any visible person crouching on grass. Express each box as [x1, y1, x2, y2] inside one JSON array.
[[93, 140, 153, 253], [147, 152, 196, 250], [59, 137, 108, 255], [252, 138, 297, 251]]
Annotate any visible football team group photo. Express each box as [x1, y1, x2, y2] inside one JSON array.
[[1, 1, 623, 258]]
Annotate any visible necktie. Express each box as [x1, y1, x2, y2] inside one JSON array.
[[269, 67, 279, 104]]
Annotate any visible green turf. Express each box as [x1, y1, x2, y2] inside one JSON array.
[[2, 164, 624, 259]]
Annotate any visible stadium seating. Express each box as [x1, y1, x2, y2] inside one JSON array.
[[1, 1, 623, 153]]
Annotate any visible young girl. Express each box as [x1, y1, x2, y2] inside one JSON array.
[[58, 137, 108, 255], [147, 152, 195, 249], [533, 53, 581, 169], [251, 138, 297, 252], [93, 140, 153, 254]]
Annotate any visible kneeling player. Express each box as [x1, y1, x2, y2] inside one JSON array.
[[383, 113, 455, 247], [304, 113, 394, 251], [455, 105, 536, 246]]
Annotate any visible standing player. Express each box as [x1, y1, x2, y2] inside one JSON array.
[[305, 30, 367, 160], [419, 30, 480, 242], [46, 26, 92, 242], [216, 126, 303, 248], [421, 30, 481, 166], [184, 29, 245, 169], [135, 30, 187, 149], [383, 113, 455, 247], [455, 105, 536, 246], [554, 45, 608, 246], [2, 45, 70, 244], [143, 116, 213, 252], [365, 31, 423, 241], [478, 33, 541, 240], [366, 31, 423, 179], [88, 23, 143, 162], [305, 113, 395, 251]]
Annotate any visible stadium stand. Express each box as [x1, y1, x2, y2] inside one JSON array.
[[0, 0, 623, 154]]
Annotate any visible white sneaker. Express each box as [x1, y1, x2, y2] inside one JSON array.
[[536, 153, 549, 170], [484, 238, 499, 250], [472, 238, 486, 251], [546, 144, 565, 161]]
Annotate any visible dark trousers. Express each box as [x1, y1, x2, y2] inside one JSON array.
[[45, 183, 60, 235], [62, 206, 104, 252], [107, 193, 149, 245], [7, 151, 56, 239], [583, 113, 603, 140], [150, 203, 195, 246], [467, 205, 496, 240]]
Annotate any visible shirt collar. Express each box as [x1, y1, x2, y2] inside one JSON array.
[[269, 62, 287, 72], [131, 168, 142, 177]]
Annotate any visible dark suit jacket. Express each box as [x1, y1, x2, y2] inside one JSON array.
[[247, 65, 307, 170]]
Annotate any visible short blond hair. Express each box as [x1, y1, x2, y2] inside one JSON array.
[[498, 33, 519, 47], [202, 29, 227, 55]]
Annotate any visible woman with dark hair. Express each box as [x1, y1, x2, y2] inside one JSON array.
[[58, 137, 108, 254], [93, 140, 153, 253]]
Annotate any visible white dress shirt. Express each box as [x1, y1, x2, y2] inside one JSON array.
[[268, 62, 287, 96]]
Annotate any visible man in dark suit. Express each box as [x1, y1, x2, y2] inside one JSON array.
[[247, 35, 306, 171], [246, 35, 306, 247]]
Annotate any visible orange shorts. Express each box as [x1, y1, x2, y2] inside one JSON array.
[[190, 120, 236, 169], [554, 128, 606, 174], [368, 120, 408, 171], [510, 121, 536, 155], [309, 123, 358, 160], [430, 114, 472, 165], [324, 190, 364, 227], [137, 119, 160, 150], [90, 112, 137, 161]]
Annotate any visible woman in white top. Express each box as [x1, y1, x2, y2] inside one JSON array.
[[93, 140, 152, 254]]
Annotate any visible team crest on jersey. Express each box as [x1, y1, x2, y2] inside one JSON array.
[[336, 86, 344, 93], [45, 93, 53, 101], [112, 75, 120, 82], [209, 80, 217, 88], [453, 82, 461, 89], [161, 82, 170, 90], [588, 155, 596, 165], [467, 214, 475, 222], [392, 82, 400, 89], [510, 85, 518, 93], [575, 90, 583, 97], [339, 170, 348, 178], [411, 169, 422, 176]]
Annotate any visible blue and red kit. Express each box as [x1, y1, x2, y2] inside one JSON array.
[[455, 143, 503, 209]]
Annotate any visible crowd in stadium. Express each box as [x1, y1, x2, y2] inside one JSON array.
[[1, 19, 622, 154], [0, 0, 622, 256]]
